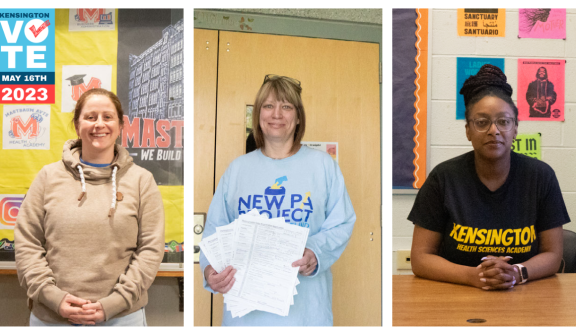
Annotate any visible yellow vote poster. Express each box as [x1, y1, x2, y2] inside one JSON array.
[[457, 8, 506, 37], [0, 10, 184, 265], [512, 133, 541, 160]]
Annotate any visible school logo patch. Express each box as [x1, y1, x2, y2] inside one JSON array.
[[61, 65, 112, 113], [3, 105, 50, 149], [69, 9, 115, 31]]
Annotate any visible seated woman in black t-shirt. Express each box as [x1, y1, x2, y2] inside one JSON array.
[[408, 64, 570, 290]]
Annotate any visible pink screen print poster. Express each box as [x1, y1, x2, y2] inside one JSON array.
[[519, 9, 566, 39], [517, 59, 564, 121]]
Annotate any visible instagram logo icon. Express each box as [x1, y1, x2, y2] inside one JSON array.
[[0, 195, 24, 229]]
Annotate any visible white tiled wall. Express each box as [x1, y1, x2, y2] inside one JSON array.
[[393, 8, 576, 274]]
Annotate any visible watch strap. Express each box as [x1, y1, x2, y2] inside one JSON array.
[[514, 264, 528, 284]]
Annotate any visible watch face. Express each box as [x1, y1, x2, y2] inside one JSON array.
[[521, 266, 528, 280]]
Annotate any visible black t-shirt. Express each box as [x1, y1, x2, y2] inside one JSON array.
[[408, 151, 570, 267]]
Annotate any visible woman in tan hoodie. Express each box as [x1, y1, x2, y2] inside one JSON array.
[[14, 89, 165, 326]]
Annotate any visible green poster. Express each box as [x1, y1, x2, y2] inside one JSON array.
[[512, 133, 541, 160]]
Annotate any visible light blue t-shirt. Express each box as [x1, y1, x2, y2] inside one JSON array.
[[199, 145, 356, 326]]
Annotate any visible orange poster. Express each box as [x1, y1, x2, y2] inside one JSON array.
[[457, 8, 506, 37]]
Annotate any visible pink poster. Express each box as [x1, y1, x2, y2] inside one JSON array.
[[517, 59, 564, 121], [519, 9, 566, 39]]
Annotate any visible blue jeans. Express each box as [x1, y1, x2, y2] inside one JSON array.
[[29, 308, 147, 326]]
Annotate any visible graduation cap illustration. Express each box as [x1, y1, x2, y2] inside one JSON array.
[[66, 74, 86, 86]]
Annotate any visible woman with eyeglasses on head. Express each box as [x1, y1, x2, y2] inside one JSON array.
[[408, 64, 569, 290], [199, 75, 356, 326]]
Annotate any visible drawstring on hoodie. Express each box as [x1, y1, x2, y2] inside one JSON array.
[[109, 166, 118, 217], [77, 164, 119, 217], [77, 165, 86, 201]]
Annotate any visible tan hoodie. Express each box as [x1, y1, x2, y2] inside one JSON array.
[[14, 139, 165, 324]]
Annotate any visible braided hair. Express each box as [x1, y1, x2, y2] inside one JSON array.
[[459, 64, 518, 123]]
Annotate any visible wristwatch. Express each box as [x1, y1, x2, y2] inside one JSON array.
[[514, 264, 528, 284]]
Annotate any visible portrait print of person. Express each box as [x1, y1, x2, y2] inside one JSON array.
[[519, 8, 551, 34], [526, 66, 557, 118]]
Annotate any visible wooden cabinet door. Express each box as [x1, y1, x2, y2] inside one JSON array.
[[193, 28, 218, 327]]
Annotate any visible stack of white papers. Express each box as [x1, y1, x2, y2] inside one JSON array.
[[200, 209, 310, 318]]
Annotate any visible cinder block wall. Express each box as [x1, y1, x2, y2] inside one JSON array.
[[393, 8, 576, 274]]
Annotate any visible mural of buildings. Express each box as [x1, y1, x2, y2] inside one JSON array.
[[128, 19, 184, 121]]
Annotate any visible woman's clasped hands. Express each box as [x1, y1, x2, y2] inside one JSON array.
[[476, 255, 519, 291], [58, 293, 105, 325]]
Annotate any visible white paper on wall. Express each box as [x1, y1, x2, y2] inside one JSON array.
[[3, 105, 51, 150], [69, 9, 116, 31], [301, 141, 338, 163], [61, 65, 112, 113]]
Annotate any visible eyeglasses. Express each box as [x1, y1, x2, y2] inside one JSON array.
[[263, 74, 301, 88], [470, 117, 516, 132]]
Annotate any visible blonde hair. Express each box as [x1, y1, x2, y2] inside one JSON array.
[[252, 76, 305, 153]]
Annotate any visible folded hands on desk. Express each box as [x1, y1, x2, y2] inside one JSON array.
[[476, 255, 519, 290]]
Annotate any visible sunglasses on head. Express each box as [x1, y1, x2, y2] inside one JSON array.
[[263, 74, 301, 88]]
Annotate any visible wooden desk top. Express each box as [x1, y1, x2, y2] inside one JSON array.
[[393, 274, 576, 326]]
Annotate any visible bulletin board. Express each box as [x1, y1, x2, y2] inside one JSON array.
[[392, 8, 428, 189], [0, 9, 184, 265]]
